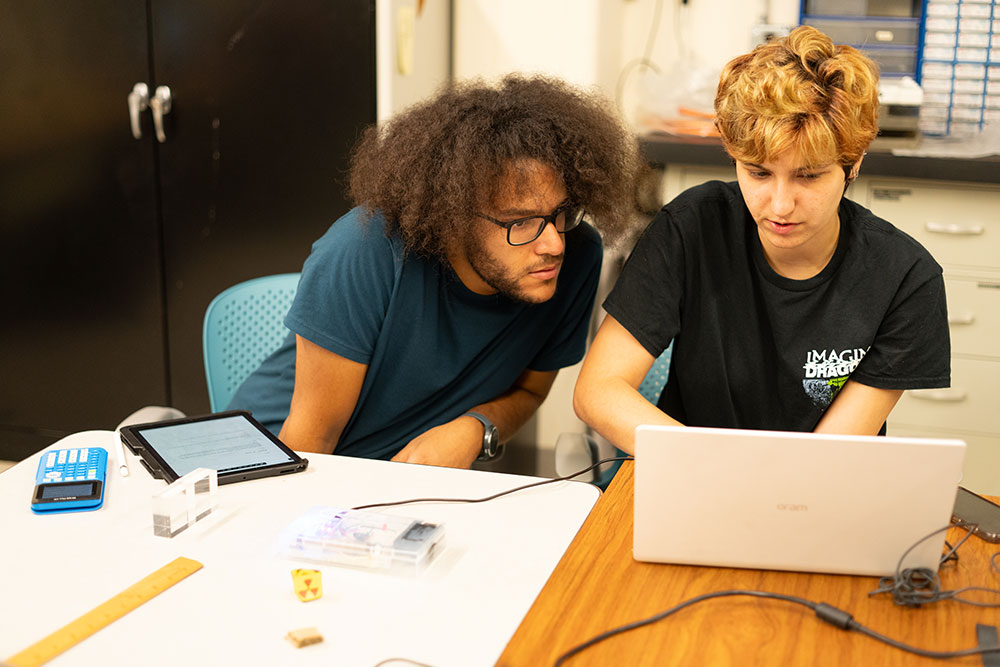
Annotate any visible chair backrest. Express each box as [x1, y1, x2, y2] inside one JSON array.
[[202, 273, 300, 412], [637, 344, 672, 404]]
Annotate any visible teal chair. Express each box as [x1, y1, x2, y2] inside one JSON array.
[[638, 346, 671, 405], [202, 273, 301, 412], [594, 343, 672, 490]]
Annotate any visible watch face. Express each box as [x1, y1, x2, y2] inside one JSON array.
[[484, 428, 499, 458]]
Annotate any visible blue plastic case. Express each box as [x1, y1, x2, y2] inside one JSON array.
[[31, 447, 108, 514]]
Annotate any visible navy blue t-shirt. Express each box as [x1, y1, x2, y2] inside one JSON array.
[[229, 207, 602, 459]]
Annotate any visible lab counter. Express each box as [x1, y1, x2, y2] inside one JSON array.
[[639, 133, 1000, 186]]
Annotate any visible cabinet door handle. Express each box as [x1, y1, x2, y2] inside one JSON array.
[[910, 388, 968, 402], [925, 221, 985, 235], [150, 86, 172, 143], [948, 312, 976, 325], [127, 83, 149, 139]]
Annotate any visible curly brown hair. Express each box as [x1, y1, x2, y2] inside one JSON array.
[[348, 74, 642, 258]]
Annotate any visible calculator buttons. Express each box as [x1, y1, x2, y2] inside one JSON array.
[[33, 446, 108, 514]]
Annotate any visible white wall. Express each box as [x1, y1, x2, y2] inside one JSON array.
[[376, 0, 452, 121], [455, 0, 801, 128], [453, 0, 622, 95]]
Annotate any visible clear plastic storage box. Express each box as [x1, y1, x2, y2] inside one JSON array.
[[277, 506, 445, 574]]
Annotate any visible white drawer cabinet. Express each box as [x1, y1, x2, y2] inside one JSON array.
[[866, 181, 1000, 271], [888, 425, 1000, 495], [890, 356, 1000, 434], [862, 176, 1000, 493], [945, 275, 1000, 359]]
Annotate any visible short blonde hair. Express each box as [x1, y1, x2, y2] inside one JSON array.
[[714, 26, 879, 169]]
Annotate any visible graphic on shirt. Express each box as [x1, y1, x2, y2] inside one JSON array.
[[801, 347, 867, 409]]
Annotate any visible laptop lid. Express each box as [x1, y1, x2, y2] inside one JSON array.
[[633, 425, 966, 577]]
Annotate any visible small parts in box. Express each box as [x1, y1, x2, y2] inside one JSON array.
[[278, 506, 444, 573]]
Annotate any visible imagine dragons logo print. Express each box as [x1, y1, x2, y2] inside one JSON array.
[[801, 347, 867, 409]]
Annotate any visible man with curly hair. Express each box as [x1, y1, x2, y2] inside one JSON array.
[[229, 75, 640, 468]]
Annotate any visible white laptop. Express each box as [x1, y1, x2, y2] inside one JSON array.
[[633, 425, 966, 577]]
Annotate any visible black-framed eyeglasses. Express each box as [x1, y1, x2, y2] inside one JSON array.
[[476, 203, 586, 246]]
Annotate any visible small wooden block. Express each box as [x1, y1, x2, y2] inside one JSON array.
[[285, 627, 323, 648]]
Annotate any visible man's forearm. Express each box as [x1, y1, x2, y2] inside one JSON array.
[[392, 369, 558, 468], [464, 367, 558, 443], [465, 383, 548, 444], [391, 387, 545, 468]]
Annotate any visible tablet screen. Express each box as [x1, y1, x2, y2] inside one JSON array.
[[138, 414, 297, 478]]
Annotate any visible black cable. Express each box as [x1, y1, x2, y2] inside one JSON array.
[[869, 522, 1000, 608], [868, 522, 968, 606], [350, 456, 633, 511], [942, 539, 959, 566], [553, 589, 1000, 665], [557, 521, 1000, 664], [554, 590, 816, 666], [848, 623, 1000, 659]]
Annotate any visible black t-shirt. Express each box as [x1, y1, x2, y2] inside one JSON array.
[[604, 180, 950, 432]]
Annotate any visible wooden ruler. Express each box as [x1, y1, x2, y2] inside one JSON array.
[[5, 556, 203, 667]]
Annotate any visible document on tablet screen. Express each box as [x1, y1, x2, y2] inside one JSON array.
[[140, 415, 295, 478]]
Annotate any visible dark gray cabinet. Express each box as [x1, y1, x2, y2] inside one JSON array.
[[0, 1, 376, 459]]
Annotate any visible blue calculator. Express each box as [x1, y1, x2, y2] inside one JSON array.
[[31, 447, 108, 514]]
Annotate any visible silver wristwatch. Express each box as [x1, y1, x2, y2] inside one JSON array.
[[464, 411, 502, 461]]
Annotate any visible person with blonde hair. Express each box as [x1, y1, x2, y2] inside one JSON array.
[[574, 26, 949, 452]]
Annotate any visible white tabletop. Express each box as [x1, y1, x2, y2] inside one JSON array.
[[0, 430, 599, 667]]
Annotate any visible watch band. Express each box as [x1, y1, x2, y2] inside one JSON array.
[[464, 411, 500, 461]]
